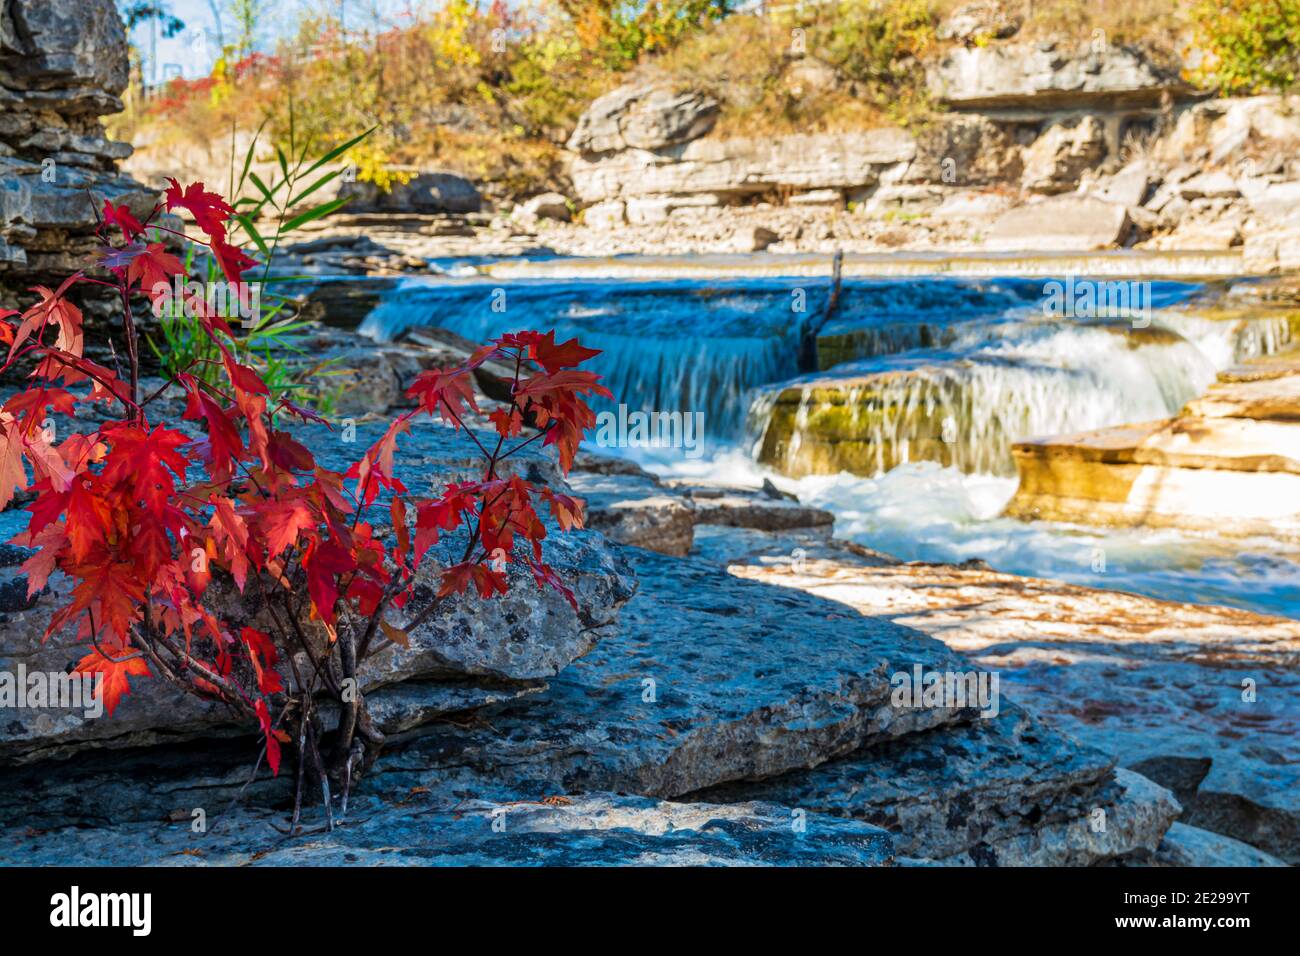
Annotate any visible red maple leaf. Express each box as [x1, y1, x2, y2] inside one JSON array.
[[406, 367, 479, 426], [102, 200, 145, 241], [100, 424, 191, 513], [126, 243, 184, 299], [75, 643, 151, 717], [241, 626, 284, 695], [164, 178, 235, 242]]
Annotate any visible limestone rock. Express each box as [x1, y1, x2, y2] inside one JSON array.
[[927, 41, 1188, 111], [567, 83, 719, 155], [985, 195, 1129, 250], [569, 130, 916, 204], [727, 550, 1300, 863], [913, 770, 1180, 866], [367, 548, 988, 799], [569, 469, 834, 556], [696, 705, 1117, 860], [1147, 822, 1290, 867], [1021, 116, 1108, 194], [337, 171, 482, 215], [0, 792, 898, 867], [514, 192, 571, 223]]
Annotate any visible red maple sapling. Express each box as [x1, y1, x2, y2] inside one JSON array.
[[0, 181, 610, 823]]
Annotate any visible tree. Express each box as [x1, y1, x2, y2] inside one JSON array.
[[227, 0, 267, 59], [118, 2, 187, 89]]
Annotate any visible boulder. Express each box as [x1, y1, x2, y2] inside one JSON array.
[[1146, 822, 1290, 867], [1020, 116, 1108, 194], [567, 83, 719, 155], [927, 41, 1188, 111], [337, 171, 482, 214], [985, 195, 1130, 250]]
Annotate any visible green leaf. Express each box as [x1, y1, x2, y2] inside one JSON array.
[[234, 213, 270, 257], [287, 168, 342, 209], [305, 127, 377, 176], [281, 196, 350, 234]]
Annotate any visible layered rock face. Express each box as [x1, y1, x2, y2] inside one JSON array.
[[0, 0, 155, 293], [1005, 350, 1300, 538], [544, 27, 1300, 265]]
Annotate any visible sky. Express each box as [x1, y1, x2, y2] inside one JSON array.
[[128, 1, 426, 83]]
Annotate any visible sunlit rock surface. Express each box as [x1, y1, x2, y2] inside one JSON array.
[[1006, 351, 1300, 538], [726, 545, 1300, 863]]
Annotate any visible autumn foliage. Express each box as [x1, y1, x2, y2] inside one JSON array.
[[0, 181, 609, 812]]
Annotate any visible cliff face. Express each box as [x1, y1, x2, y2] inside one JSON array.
[[0, 0, 156, 301], [549, 31, 1300, 269]]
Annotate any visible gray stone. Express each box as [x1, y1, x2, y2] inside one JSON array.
[[695, 704, 1116, 860], [729, 551, 1300, 863], [927, 41, 1188, 111], [569, 130, 916, 204], [1021, 116, 1108, 194], [364, 548, 985, 799], [567, 83, 719, 155], [985, 194, 1130, 250], [910, 769, 1181, 866], [568, 470, 834, 556], [0, 792, 898, 867], [0, 0, 128, 110], [1146, 822, 1290, 867], [337, 171, 482, 215]]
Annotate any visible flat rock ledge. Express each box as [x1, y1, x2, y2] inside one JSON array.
[[0, 793, 897, 867], [694, 704, 1118, 861], [569, 460, 834, 556], [725, 539, 1300, 864]]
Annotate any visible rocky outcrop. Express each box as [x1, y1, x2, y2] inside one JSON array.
[[726, 545, 1300, 863], [567, 83, 719, 155], [926, 40, 1189, 113], [1006, 351, 1300, 538], [0, 0, 155, 291], [569, 461, 834, 556], [337, 171, 482, 214]]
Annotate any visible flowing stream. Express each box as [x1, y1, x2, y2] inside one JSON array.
[[352, 266, 1300, 618]]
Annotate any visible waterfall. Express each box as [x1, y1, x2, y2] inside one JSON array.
[[749, 306, 1287, 478], [355, 275, 1052, 440]]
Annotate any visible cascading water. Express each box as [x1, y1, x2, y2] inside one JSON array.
[[345, 270, 1300, 616], [752, 317, 1226, 477]]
